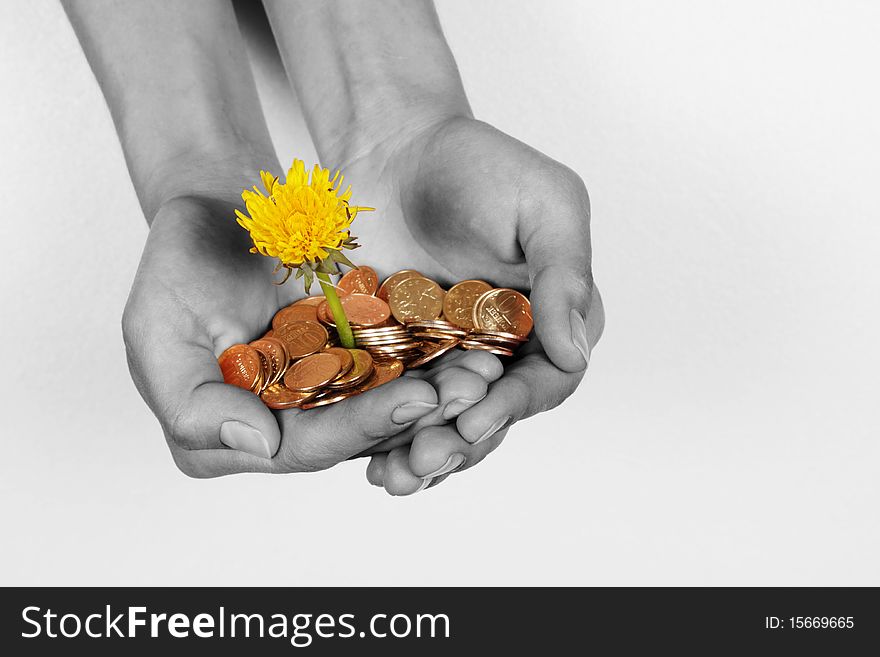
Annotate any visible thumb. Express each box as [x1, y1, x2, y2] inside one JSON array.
[[519, 178, 595, 372], [123, 306, 281, 459]]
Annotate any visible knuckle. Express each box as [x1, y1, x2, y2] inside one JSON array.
[[169, 445, 209, 479], [164, 404, 202, 451]]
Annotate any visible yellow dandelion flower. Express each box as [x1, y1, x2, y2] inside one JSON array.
[[235, 159, 373, 283], [235, 159, 374, 348]]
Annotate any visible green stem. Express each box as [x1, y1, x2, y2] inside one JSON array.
[[317, 271, 356, 348]]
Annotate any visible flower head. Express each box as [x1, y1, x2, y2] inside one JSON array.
[[235, 159, 373, 287]]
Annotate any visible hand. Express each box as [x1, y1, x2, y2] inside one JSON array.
[[122, 194, 443, 477], [340, 116, 605, 492]]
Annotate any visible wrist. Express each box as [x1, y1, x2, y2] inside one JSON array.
[[266, 0, 472, 166], [137, 141, 280, 224]]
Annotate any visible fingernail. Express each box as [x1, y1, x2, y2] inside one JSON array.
[[570, 308, 590, 368], [415, 478, 433, 493], [421, 453, 467, 479], [391, 401, 438, 424], [220, 421, 273, 459], [442, 397, 482, 420], [474, 415, 512, 445]]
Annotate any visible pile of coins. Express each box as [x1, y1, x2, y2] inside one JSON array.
[[218, 266, 532, 409]]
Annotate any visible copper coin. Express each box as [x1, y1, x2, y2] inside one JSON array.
[[472, 288, 533, 338], [461, 340, 515, 357], [273, 303, 318, 327], [443, 280, 493, 330], [406, 338, 461, 369], [218, 344, 262, 391], [316, 299, 335, 326], [325, 349, 374, 389], [300, 389, 357, 410], [352, 326, 409, 335], [260, 384, 318, 410], [274, 320, 329, 359], [253, 349, 272, 392], [325, 347, 354, 379], [284, 352, 342, 391], [376, 270, 424, 302], [389, 277, 445, 323], [339, 294, 391, 327], [338, 266, 379, 296], [356, 359, 405, 393], [250, 337, 289, 385], [293, 295, 328, 307]]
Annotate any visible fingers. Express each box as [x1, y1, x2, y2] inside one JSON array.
[[366, 453, 388, 486], [274, 376, 438, 471], [372, 425, 508, 495], [166, 376, 438, 478], [357, 354, 499, 457], [456, 285, 605, 445], [518, 171, 594, 373], [123, 301, 282, 460]]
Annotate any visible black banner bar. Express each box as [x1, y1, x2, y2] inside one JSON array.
[[1, 587, 876, 654]]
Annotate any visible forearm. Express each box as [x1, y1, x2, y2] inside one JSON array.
[[263, 0, 471, 166], [63, 0, 278, 220]]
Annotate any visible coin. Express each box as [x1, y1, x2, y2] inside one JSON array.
[[218, 344, 262, 391], [377, 270, 423, 302], [339, 294, 391, 327], [443, 280, 492, 329], [294, 295, 330, 307], [260, 383, 318, 410], [253, 348, 272, 392], [284, 352, 342, 391], [325, 349, 374, 389], [460, 340, 515, 357], [324, 347, 354, 379], [316, 300, 335, 326], [273, 303, 318, 327], [300, 389, 358, 410], [249, 337, 289, 386], [274, 320, 329, 359], [389, 276, 444, 323], [356, 358, 405, 392], [406, 338, 460, 369], [472, 288, 533, 337], [338, 266, 379, 296]]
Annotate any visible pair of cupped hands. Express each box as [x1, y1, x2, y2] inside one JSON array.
[[123, 117, 604, 494]]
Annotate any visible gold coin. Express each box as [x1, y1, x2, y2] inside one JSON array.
[[389, 277, 445, 323], [274, 320, 329, 359], [406, 338, 461, 369], [472, 288, 533, 338], [443, 280, 493, 329], [377, 270, 424, 302], [283, 352, 342, 391], [260, 384, 318, 410]]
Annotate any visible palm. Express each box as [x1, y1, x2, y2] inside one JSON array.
[[341, 118, 536, 291], [131, 197, 293, 354]]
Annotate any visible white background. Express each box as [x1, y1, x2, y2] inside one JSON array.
[[1, 0, 878, 585]]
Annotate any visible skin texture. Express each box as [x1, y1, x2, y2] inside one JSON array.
[[65, 0, 604, 489]]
